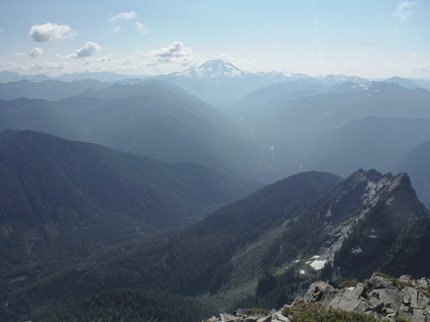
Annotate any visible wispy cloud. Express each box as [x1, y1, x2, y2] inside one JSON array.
[[94, 55, 114, 63], [394, 0, 418, 22], [1, 61, 67, 76], [16, 48, 44, 58], [410, 53, 421, 58], [68, 41, 101, 58], [135, 22, 148, 33], [109, 11, 147, 34], [412, 65, 430, 75], [109, 11, 137, 24], [151, 41, 193, 60], [29, 23, 75, 42], [146, 41, 200, 69], [29, 47, 44, 58], [150, 41, 192, 62]]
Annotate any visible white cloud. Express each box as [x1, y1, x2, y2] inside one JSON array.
[[150, 41, 193, 63], [109, 11, 137, 24], [410, 53, 421, 58], [94, 55, 114, 62], [29, 23, 75, 42], [394, 0, 418, 22], [145, 41, 201, 72], [109, 11, 148, 34], [412, 65, 430, 75], [1, 61, 67, 76], [68, 41, 101, 58], [135, 22, 148, 33], [29, 47, 44, 58], [16, 52, 26, 57]]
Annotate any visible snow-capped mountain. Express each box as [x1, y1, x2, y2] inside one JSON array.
[[317, 74, 369, 86], [171, 59, 248, 80], [156, 60, 289, 107]]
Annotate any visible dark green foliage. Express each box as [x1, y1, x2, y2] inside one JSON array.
[[252, 269, 308, 309], [378, 217, 430, 278], [334, 186, 429, 279], [338, 279, 359, 288], [319, 262, 334, 281], [0, 170, 340, 320], [26, 289, 217, 322], [0, 129, 261, 319], [160, 171, 340, 295], [256, 272, 279, 297]]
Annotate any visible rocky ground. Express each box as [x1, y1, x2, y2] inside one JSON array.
[[204, 273, 430, 322]]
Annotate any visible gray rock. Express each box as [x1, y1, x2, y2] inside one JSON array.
[[274, 313, 290, 322], [329, 294, 364, 312], [368, 295, 384, 312], [256, 316, 271, 322], [417, 278, 430, 289], [410, 308, 428, 322], [243, 317, 259, 322], [220, 313, 242, 322], [350, 283, 366, 300], [205, 274, 430, 322], [403, 287, 419, 308], [373, 288, 402, 312], [370, 275, 394, 289], [418, 292, 430, 309]]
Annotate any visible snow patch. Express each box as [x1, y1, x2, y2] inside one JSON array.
[[310, 259, 327, 270], [351, 246, 362, 255], [299, 270, 306, 275]]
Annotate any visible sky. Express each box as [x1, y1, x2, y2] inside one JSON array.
[[0, 0, 429, 78]]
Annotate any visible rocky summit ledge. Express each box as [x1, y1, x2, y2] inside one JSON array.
[[204, 308, 290, 322], [205, 273, 430, 322], [301, 273, 430, 321]]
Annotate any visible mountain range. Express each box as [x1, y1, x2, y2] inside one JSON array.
[[3, 167, 430, 321], [0, 129, 262, 320], [2, 59, 430, 321], [0, 80, 272, 181]]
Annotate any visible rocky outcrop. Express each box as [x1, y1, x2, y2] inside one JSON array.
[[300, 273, 430, 321], [204, 308, 291, 322], [205, 274, 430, 322]]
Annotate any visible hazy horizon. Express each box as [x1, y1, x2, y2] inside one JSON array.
[[1, 0, 429, 79]]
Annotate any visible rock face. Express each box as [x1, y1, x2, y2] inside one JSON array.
[[205, 274, 430, 322], [300, 274, 430, 321], [319, 169, 427, 263]]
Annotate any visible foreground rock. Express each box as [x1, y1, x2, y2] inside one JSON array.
[[205, 274, 430, 322], [301, 273, 430, 321], [204, 309, 290, 322]]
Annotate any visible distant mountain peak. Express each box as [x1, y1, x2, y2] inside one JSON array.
[[384, 76, 421, 89], [173, 59, 245, 79]]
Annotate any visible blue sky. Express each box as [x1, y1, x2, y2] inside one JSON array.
[[0, 0, 429, 78]]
